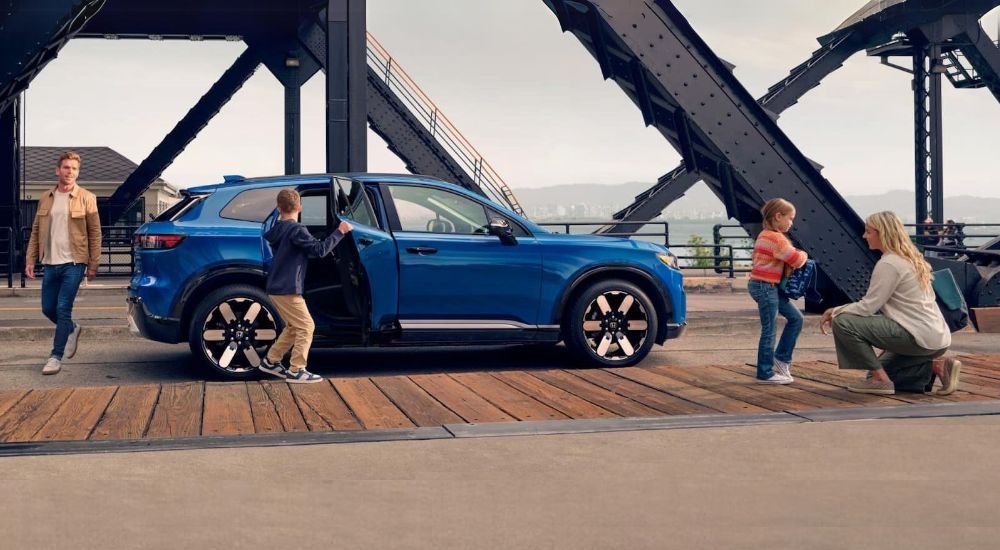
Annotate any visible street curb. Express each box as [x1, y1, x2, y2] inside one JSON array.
[[0, 325, 140, 342], [1, 285, 129, 298]]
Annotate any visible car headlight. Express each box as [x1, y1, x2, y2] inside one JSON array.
[[657, 252, 679, 269]]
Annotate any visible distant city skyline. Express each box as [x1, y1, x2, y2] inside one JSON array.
[[19, 0, 1000, 198]]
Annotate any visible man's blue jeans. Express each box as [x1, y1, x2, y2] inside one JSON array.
[[748, 279, 803, 379], [40, 263, 86, 360]]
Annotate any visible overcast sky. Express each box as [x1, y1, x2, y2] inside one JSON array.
[[21, 0, 1000, 198]]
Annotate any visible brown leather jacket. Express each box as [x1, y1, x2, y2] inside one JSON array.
[[26, 185, 103, 271]]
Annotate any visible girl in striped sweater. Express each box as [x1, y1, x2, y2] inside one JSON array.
[[748, 198, 808, 384]]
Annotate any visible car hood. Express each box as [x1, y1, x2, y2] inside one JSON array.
[[540, 232, 669, 253]]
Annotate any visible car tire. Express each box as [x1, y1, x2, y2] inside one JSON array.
[[566, 279, 658, 367], [188, 284, 282, 380]]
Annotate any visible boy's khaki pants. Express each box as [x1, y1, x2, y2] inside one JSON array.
[[266, 294, 315, 373]]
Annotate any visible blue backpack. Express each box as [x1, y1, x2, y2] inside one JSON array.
[[931, 269, 969, 333], [779, 259, 819, 301]]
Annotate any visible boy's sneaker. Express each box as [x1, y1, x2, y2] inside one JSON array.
[[756, 373, 793, 385], [42, 357, 61, 375], [773, 360, 793, 382], [258, 357, 288, 378], [284, 369, 323, 384], [64, 323, 82, 359]]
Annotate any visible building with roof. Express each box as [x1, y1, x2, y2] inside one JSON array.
[[19, 146, 180, 227]]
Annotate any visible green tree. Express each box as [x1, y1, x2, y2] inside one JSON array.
[[686, 234, 715, 268]]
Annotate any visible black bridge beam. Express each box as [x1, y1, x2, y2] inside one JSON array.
[[544, 0, 874, 306], [102, 49, 261, 225], [326, 0, 367, 173], [601, 30, 862, 235], [0, 99, 20, 286], [912, 39, 945, 225], [0, 0, 106, 116]]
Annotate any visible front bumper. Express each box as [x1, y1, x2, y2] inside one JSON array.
[[127, 295, 183, 344]]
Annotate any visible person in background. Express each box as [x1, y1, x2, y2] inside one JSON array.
[[259, 188, 353, 383], [938, 219, 961, 258], [820, 211, 960, 395], [747, 198, 808, 384], [920, 215, 938, 249], [25, 151, 102, 375]]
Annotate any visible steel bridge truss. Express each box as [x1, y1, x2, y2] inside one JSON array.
[[543, 0, 1000, 307]]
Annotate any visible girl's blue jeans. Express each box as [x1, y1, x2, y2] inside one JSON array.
[[747, 279, 803, 380]]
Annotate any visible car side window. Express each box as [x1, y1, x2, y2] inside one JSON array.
[[387, 185, 489, 235], [220, 188, 280, 223], [333, 178, 379, 228], [299, 194, 328, 233]]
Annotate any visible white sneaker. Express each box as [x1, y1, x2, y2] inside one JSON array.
[[773, 360, 793, 382], [42, 357, 62, 375], [756, 373, 792, 385], [64, 323, 82, 359]]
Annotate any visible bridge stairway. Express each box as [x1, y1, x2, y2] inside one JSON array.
[[363, 34, 523, 215], [953, 24, 1000, 103], [296, 19, 523, 215]]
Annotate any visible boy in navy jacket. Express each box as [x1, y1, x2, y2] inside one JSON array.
[[260, 188, 352, 383]]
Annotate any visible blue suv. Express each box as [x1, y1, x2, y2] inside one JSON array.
[[127, 173, 686, 379]]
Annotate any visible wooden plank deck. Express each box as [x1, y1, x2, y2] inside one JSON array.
[[2, 353, 999, 444]]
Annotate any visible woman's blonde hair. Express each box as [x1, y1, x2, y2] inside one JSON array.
[[761, 198, 795, 231], [866, 211, 933, 291]]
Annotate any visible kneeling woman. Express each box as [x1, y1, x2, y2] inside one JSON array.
[[819, 211, 960, 395]]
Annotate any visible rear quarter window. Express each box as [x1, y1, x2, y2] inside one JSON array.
[[220, 188, 282, 222], [153, 194, 204, 222]]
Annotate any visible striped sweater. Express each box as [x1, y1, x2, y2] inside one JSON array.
[[749, 229, 808, 284]]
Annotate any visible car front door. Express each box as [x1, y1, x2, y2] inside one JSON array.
[[384, 183, 543, 332]]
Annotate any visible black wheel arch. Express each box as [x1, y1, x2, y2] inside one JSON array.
[[555, 266, 672, 343], [174, 264, 267, 340]]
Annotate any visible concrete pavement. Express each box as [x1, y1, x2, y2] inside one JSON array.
[[4, 276, 1000, 548], [2, 415, 999, 549]]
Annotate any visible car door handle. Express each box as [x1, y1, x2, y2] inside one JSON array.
[[358, 237, 373, 246], [406, 246, 438, 255]]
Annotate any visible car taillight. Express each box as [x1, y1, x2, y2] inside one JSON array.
[[134, 234, 185, 249]]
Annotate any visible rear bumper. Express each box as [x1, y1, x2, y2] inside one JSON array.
[[662, 322, 685, 341], [127, 294, 182, 344]]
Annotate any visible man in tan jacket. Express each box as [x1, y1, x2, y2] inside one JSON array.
[[25, 151, 102, 374]]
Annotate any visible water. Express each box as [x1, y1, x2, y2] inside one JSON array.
[[537, 217, 749, 268]]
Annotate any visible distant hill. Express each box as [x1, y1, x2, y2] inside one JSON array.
[[514, 182, 1000, 223]]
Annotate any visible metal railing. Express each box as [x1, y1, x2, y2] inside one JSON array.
[[6, 221, 996, 287], [10, 225, 139, 287], [366, 32, 524, 215], [539, 221, 745, 277]]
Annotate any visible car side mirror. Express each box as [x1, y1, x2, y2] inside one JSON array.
[[488, 217, 517, 245]]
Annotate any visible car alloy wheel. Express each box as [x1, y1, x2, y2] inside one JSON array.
[[189, 284, 279, 378], [568, 279, 658, 367]]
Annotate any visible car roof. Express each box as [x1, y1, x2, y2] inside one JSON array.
[[184, 172, 448, 194]]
